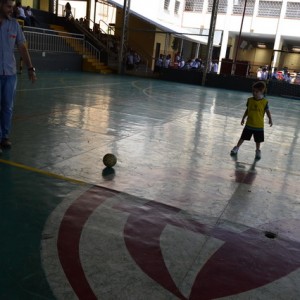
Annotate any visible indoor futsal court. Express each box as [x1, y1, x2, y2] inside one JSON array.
[[0, 71, 299, 300]]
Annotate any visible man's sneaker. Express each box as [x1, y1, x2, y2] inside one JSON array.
[[230, 146, 239, 155], [1, 138, 12, 149], [255, 149, 261, 160]]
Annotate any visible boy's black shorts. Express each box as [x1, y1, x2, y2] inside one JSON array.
[[241, 127, 264, 143]]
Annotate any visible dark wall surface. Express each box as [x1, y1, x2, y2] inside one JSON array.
[[158, 68, 300, 99], [15, 51, 82, 72]]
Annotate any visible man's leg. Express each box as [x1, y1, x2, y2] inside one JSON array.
[[0, 75, 17, 147]]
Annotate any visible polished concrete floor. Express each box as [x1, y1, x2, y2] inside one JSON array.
[[0, 72, 299, 300]]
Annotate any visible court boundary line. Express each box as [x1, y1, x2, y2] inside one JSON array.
[[0, 158, 87, 185]]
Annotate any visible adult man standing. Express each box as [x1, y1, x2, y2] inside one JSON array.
[[0, 0, 36, 154]]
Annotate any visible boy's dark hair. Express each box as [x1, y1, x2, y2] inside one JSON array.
[[252, 81, 266, 92]]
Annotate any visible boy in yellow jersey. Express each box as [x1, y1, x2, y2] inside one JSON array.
[[230, 81, 273, 159]]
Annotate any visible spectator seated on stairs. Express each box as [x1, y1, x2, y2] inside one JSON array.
[[126, 50, 134, 70], [77, 17, 91, 31], [78, 17, 84, 25], [25, 6, 39, 27], [83, 17, 91, 31], [15, 1, 31, 26], [93, 23, 100, 35], [133, 52, 141, 70]]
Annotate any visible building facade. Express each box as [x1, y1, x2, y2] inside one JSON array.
[[108, 0, 300, 75]]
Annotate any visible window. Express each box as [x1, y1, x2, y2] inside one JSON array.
[[207, 0, 228, 13], [184, 0, 204, 12], [285, 2, 300, 19], [164, 0, 170, 10], [175, 1, 180, 14], [258, 1, 282, 17], [232, 0, 255, 15]]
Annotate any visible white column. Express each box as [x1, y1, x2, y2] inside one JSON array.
[[180, 39, 184, 56], [219, 30, 229, 68], [250, 0, 260, 31], [272, 38, 283, 69], [218, 0, 234, 73], [272, 0, 288, 69], [195, 43, 200, 58]]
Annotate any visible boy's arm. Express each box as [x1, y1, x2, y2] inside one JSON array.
[[241, 109, 248, 125], [266, 109, 273, 127]]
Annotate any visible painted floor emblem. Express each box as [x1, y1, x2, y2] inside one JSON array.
[[42, 186, 300, 299]]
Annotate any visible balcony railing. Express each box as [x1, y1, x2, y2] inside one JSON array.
[[184, 0, 204, 12], [233, 0, 255, 15], [285, 2, 300, 18], [208, 0, 228, 14], [258, 1, 282, 17]]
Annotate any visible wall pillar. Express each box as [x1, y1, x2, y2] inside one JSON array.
[[195, 43, 200, 58], [86, 0, 92, 22], [272, 0, 288, 70], [219, 30, 229, 67], [272, 37, 283, 69]]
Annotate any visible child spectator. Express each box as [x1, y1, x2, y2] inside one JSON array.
[[133, 52, 141, 70], [154, 54, 163, 73], [271, 68, 278, 80], [261, 67, 268, 80], [178, 57, 185, 69], [164, 54, 171, 68], [126, 50, 134, 70], [284, 72, 292, 83], [25, 6, 38, 27], [212, 61, 218, 73]]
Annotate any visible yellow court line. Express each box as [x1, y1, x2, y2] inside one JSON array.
[[0, 159, 87, 185]]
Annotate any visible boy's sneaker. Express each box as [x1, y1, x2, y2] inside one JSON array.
[[255, 149, 261, 160], [230, 146, 239, 155]]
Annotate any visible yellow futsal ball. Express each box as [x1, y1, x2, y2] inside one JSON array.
[[103, 153, 117, 168]]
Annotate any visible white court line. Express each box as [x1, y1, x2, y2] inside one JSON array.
[[17, 82, 124, 92], [131, 80, 154, 99], [131, 80, 249, 112]]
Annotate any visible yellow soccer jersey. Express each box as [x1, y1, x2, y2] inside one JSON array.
[[246, 97, 269, 129]]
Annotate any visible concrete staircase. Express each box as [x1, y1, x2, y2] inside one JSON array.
[[49, 24, 113, 74]]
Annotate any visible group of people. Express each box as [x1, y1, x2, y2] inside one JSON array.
[[257, 66, 296, 83], [14, 2, 38, 26], [154, 53, 218, 73], [126, 50, 141, 70], [77, 17, 90, 30]]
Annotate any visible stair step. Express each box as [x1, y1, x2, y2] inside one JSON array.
[[50, 23, 113, 74], [49, 24, 66, 31]]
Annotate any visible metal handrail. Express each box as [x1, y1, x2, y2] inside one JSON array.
[[24, 26, 84, 38], [99, 19, 115, 35], [24, 29, 83, 53], [83, 40, 101, 64], [23, 29, 101, 65]]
